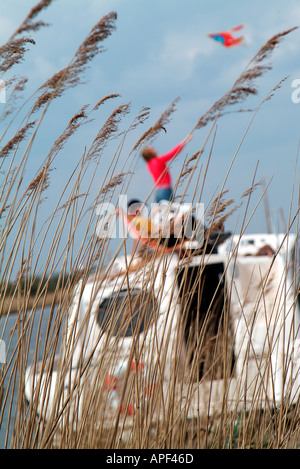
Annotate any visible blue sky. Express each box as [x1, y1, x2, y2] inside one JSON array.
[[1, 0, 300, 272]]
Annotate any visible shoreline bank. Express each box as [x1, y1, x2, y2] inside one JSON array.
[[1, 291, 62, 316]]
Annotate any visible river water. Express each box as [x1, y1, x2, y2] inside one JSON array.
[[0, 306, 59, 448]]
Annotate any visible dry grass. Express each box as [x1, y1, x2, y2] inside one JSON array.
[[0, 2, 299, 449]]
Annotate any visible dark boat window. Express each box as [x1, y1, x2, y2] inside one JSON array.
[[97, 289, 155, 337]]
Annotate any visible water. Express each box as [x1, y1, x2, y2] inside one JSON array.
[[0, 306, 58, 448]]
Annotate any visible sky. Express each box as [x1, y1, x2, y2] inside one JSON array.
[[1, 0, 300, 273]]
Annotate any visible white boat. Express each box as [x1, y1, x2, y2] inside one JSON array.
[[24, 227, 300, 430]]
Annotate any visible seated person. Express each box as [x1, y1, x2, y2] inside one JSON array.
[[126, 199, 155, 239], [117, 199, 184, 253]]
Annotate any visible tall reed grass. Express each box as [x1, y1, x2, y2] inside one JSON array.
[[0, 2, 299, 448]]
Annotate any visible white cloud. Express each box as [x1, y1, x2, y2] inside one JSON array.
[[0, 17, 17, 43], [158, 31, 214, 80], [32, 56, 57, 82]]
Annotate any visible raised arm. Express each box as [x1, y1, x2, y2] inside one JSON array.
[[158, 134, 193, 163]]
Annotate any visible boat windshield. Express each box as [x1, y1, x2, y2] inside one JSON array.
[[96, 288, 155, 337]]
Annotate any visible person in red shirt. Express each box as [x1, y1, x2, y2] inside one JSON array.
[[141, 134, 193, 203]]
